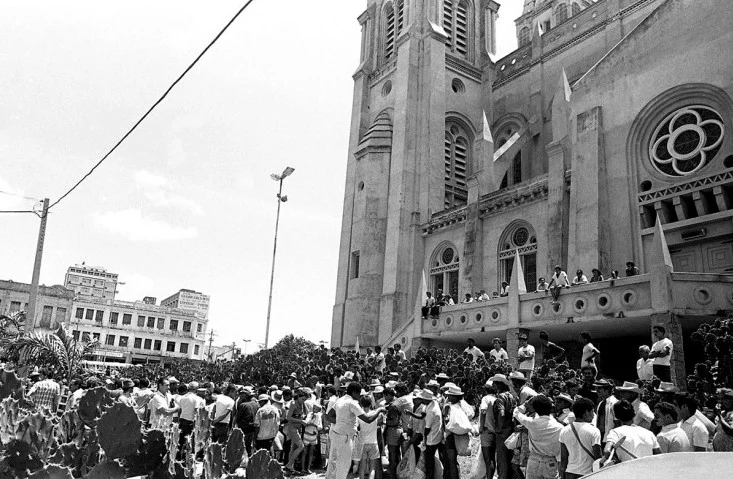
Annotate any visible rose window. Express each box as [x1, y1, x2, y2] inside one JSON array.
[[512, 227, 529, 246], [441, 247, 455, 265], [649, 105, 724, 177]]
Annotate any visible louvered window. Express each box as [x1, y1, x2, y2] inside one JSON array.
[[512, 152, 522, 184], [396, 0, 405, 34], [455, 1, 468, 56], [518, 27, 530, 47], [572, 2, 581, 16], [555, 4, 568, 25], [444, 1, 470, 59], [444, 123, 470, 209], [443, 0, 453, 48], [384, 4, 396, 62]]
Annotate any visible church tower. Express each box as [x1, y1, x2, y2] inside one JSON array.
[[331, 0, 501, 349]]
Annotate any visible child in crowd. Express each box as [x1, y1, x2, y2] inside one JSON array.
[[356, 395, 383, 479], [302, 404, 323, 474]]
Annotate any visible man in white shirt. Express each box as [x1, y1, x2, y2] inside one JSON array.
[[393, 343, 406, 361], [516, 333, 535, 379], [489, 338, 508, 363], [464, 338, 485, 362], [649, 325, 673, 382], [636, 345, 654, 380], [148, 377, 181, 431], [421, 389, 445, 479], [254, 394, 282, 451], [559, 397, 602, 479], [654, 402, 693, 453], [616, 381, 654, 429], [133, 378, 154, 422], [179, 382, 205, 451], [212, 385, 236, 443], [479, 382, 498, 479], [547, 265, 570, 303], [673, 393, 709, 451], [326, 382, 385, 479], [603, 400, 660, 466], [421, 292, 436, 319], [374, 345, 386, 372], [514, 395, 564, 479], [478, 290, 490, 301]]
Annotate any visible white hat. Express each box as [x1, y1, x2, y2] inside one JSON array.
[[440, 381, 457, 391], [487, 374, 511, 388], [418, 389, 435, 400], [617, 381, 643, 395]]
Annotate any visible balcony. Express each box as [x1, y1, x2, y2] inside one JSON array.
[[424, 271, 732, 340]]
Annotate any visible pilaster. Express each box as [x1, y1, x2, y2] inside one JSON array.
[[461, 176, 483, 296], [506, 327, 530, 366], [567, 106, 610, 273]]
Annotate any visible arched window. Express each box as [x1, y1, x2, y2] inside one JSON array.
[[443, 0, 471, 59], [498, 222, 537, 292], [518, 27, 530, 47], [495, 122, 523, 189], [571, 2, 581, 16], [445, 120, 471, 209], [430, 243, 460, 302], [555, 4, 568, 25], [396, 0, 405, 34]]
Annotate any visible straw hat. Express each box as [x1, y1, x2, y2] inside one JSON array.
[[617, 381, 643, 395], [418, 389, 435, 400], [445, 386, 464, 396], [487, 374, 511, 388], [655, 382, 679, 393], [509, 371, 526, 381]]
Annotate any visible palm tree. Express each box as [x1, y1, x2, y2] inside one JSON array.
[[1, 325, 99, 381]]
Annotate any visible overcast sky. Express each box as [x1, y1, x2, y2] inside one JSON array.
[[0, 1, 522, 353]]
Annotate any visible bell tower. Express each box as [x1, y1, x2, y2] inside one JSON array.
[[332, 0, 500, 349]]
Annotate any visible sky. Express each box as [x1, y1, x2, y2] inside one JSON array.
[[0, 1, 522, 354]]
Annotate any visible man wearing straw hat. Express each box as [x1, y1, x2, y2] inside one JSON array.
[[489, 374, 516, 479], [616, 381, 654, 429]]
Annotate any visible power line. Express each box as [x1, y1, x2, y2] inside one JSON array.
[[0, 210, 37, 214], [0, 190, 40, 202], [49, 0, 258, 211]]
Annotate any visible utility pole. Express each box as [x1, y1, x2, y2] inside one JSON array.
[[207, 330, 215, 361], [26, 198, 49, 334]]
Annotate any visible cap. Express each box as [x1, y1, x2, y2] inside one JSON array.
[[517, 333, 528, 340], [188, 381, 200, 390]]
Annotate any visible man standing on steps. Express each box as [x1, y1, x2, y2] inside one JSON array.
[[325, 382, 385, 479], [649, 325, 673, 382]]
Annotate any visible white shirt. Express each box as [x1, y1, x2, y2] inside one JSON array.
[[680, 415, 709, 449], [514, 409, 563, 458], [424, 400, 444, 446], [636, 358, 654, 380], [148, 392, 171, 430], [518, 344, 535, 370], [464, 346, 485, 362], [559, 422, 601, 475], [214, 394, 235, 424], [551, 271, 570, 287], [581, 343, 598, 365], [480, 395, 497, 433], [179, 392, 205, 422], [375, 353, 386, 372], [572, 275, 588, 285], [607, 425, 659, 461], [656, 423, 693, 453], [593, 395, 618, 441], [490, 348, 508, 362], [332, 395, 365, 436], [395, 350, 406, 361], [651, 338, 673, 366], [358, 413, 382, 444]]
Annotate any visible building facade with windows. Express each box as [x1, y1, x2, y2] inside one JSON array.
[[0, 280, 74, 331], [70, 297, 207, 364], [332, 0, 733, 384], [160, 289, 210, 320], [64, 264, 119, 301]]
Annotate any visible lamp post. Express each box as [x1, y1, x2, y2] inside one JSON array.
[[265, 166, 294, 349], [242, 339, 251, 356]]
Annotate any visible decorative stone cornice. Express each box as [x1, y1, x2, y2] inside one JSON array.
[[637, 170, 733, 205], [478, 174, 549, 218], [368, 58, 397, 86], [446, 55, 483, 82]]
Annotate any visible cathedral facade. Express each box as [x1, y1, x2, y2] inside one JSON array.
[[331, 0, 733, 383]]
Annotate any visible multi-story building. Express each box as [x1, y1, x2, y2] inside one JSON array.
[[161, 289, 210, 319], [331, 0, 733, 386], [0, 280, 74, 331], [64, 264, 119, 301], [70, 297, 208, 364]]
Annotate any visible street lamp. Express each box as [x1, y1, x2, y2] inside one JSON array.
[[242, 339, 251, 356], [264, 166, 294, 349]]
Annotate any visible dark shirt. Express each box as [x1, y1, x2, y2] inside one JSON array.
[[235, 398, 260, 432], [578, 384, 599, 405], [543, 341, 565, 361]]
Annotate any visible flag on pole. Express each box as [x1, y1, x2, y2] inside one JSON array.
[[355, 335, 360, 355]]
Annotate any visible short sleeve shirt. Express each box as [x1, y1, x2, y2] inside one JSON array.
[[424, 401, 444, 446], [490, 348, 508, 362], [332, 395, 366, 436], [651, 338, 673, 366], [480, 395, 496, 433], [657, 424, 693, 453], [148, 392, 171, 429], [680, 416, 709, 449], [607, 425, 659, 461], [518, 344, 535, 370], [552, 271, 570, 287], [464, 346, 485, 362], [214, 394, 235, 424], [559, 422, 601, 475]]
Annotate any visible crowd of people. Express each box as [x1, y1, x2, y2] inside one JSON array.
[[422, 262, 642, 318], [8, 317, 733, 479]]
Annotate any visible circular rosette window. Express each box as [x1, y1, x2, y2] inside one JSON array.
[[649, 105, 724, 177]]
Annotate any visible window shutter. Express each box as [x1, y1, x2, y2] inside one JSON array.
[[443, 0, 453, 48], [385, 4, 396, 61], [396, 0, 405, 35], [455, 1, 468, 56]]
